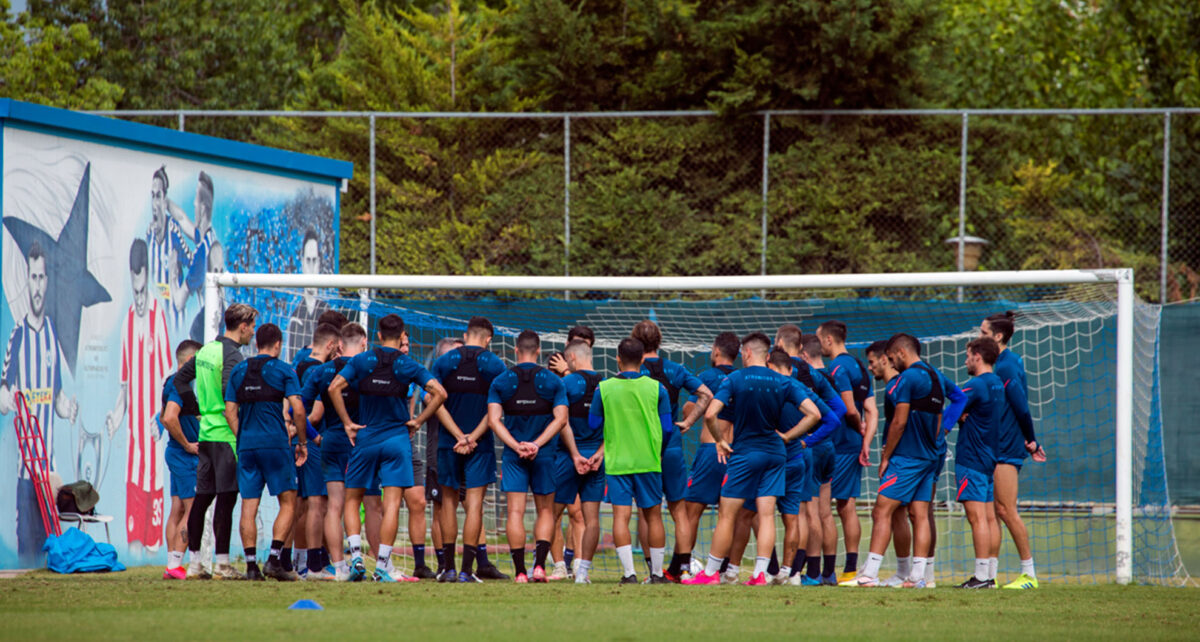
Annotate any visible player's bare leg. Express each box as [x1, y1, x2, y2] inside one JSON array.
[[342, 487, 369, 581], [986, 500, 1001, 580], [403, 485, 430, 577], [994, 463, 1037, 586], [575, 501, 601, 583], [958, 499, 992, 588], [364, 494, 383, 555], [836, 497, 861, 578], [164, 495, 193, 579], [883, 505, 912, 586], [905, 500, 932, 588], [438, 486, 460, 577], [373, 486, 405, 579], [531, 493, 556, 580], [463, 486, 490, 577], [805, 499, 823, 582], [304, 495, 326, 575], [819, 482, 837, 582], [843, 494, 903, 587], [728, 507, 756, 577], [324, 481, 348, 577], [506, 491, 530, 581]]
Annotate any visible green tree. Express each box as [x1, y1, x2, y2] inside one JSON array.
[[0, 1, 123, 109]]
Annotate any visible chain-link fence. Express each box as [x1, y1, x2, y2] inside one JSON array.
[[95, 109, 1200, 303]]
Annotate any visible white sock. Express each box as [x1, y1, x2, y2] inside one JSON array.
[[988, 557, 999, 580], [348, 534, 362, 556], [650, 547, 665, 576], [974, 558, 989, 582], [925, 556, 935, 583], [294, 548, 307, 570], [726, 564, 740, 578], [576, 560, 591, 582], [705, 554, 723, 575], [334, 559, 348, 572], [616, 545, 635, 577], [911, 557, 927, 582], [215, 554, 230, 565], [167, 551, 184, 569], [895, 555, 912, 578], [378, 544, 393, 571], [753, 556, 769, 577], [780, 565, 791, 578], [1020, 558, 1036, 579], [548, 553, 556, 566], [863, 552, 884, 579]]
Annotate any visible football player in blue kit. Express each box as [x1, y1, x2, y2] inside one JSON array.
[[551, 339, 605, 583]]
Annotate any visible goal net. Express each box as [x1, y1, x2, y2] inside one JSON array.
[[208, 270, 1190, 586]]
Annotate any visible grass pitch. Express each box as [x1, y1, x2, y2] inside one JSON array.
[[1, 567, 1196, 641]]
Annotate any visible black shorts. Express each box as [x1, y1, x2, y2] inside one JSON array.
[[196, 441, 239, 494]]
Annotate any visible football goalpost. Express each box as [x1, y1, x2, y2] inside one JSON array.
[[205, 268, 1187, 586]]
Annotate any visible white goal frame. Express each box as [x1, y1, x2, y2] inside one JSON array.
[[206, 268, 1136, 584]]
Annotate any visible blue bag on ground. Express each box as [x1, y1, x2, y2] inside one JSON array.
[[42, 527, 126, 574]]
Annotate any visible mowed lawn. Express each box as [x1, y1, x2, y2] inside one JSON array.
[[0, 567, 1196, 641]]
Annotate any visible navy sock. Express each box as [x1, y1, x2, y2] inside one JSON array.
[[244, 547, 257, 564], [719, 557, 730, 574], [442, 543, 456, 573], [844, 552, 858, 574], [462, 545, 477, 575], [308, 548, 324, 572], [791, 549, 807, 576], [477, 543, 491, 567], [822, 554, 836, 577], [667, 553, 682, 577], [512, 549, 527, 576], [806, 555, 821, 578], [414, 544, 426, 569], [435, 547, 447, 572], [534, 540, 551, 570], [563, 548, 575, 569], [767, 549, 780, 576], [281, 547, 293, 570]]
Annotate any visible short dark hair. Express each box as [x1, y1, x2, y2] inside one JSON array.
[[466, 316, 494, 337], [775, 324, 802, 351], [224, 303, 257, 331], [197, 171, 213, 204], [153, 166, 169, 191], [817, 320, 847, 343], [175, 339, 203, 361], [28, 240, 45, 263], [567, 325, 595, 347], [967, 337, 1000, 365], [865, 340, 889, 359], [800, 334, 822, 359], [378, 314, 406, 340], [741, 332, 771, 357], [256, 323, 283, 350], [312, 322, 341, 348], [985, 312, 1016, 345], [317, 310, 348, 329], [340, 322, 367, 341], [713, 331, 740, 361], [515, 330, 540, 354], [617, 337, 644, 364], [767, 348, 793, 371], [303, 228, 319, 249], [631, 321, 662, 353], [886, 333, 921, 357], [129, 238, 148, 274]]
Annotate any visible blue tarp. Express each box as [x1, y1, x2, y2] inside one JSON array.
[[42, 527, 125, 574]]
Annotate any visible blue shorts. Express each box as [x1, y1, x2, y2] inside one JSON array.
[[930, 451, 948, 501], [438, 442, 497, 490], [501, 446, 556, 495], [553, 449, 605, 504], [878, 455, 938, 505], [778, 454, 811, 515], [607, 472, 663, 509], [996, 456, 1025, 471], [165, 447, 198, 500], [684, 443, 726, 505], [345, 434, 413, 490], [831, 451, 863, 500], [805, 442, 835, 498], [955, 464, 995, 503], [721, 450, 785, 501], [238, 447, 297, 499], [322, 448, 349, 484], [661, 447, 687, 503], [297, 442, 326, 498]]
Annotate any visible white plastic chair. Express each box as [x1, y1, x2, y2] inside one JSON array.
[[58, 513, 114, 544]]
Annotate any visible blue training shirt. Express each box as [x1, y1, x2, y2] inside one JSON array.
[[337, 346, 434, 443], [487, 363, 567, 444], [888, 360, 966, 460], [563, 370, 603, 451], [291, 346, 314, 370], [828, 353, 873, 454], [302, 357, 358, 454], [433, 345, 507, 449], [994, 349, 1037, 460], [162, 374, 200, 449], [955, 372, 1004, 472], [714, 365, 810, 457], [225, 354, 302, 451], [641, 357, 705, 450], [778, 380, 837, 459]]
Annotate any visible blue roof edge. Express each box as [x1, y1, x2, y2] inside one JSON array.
[[0, 99, 353, 182]]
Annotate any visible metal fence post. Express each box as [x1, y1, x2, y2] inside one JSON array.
[[957, 112, 969, 302], [369, 114, 377, 275], [1161, 112, 1171, 303], [761, 113, 770, 278], [564, 115, 571, 300], [178, 112, 185, 132]]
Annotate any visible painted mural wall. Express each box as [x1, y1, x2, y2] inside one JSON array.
[[0, 124, 339, 569]]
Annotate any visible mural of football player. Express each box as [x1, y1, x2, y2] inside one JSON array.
[[284, 228, 328, 361], [147, 166, 192, 330]]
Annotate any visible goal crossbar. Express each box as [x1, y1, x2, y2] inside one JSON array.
[[204, 268, 1136, 584]]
